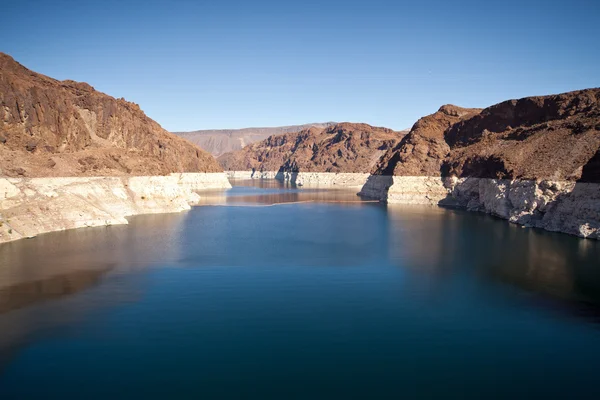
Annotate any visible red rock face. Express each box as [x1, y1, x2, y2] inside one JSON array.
[[371, 105, 481, 176], [373, 88, 600, 183], [218, 123, 406, 173], [0, 53, 222, 177]]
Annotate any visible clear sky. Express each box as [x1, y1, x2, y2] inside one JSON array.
[[2, 0, 599, 131]]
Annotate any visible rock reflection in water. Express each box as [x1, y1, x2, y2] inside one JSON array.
[[0, 212, 188, 289], [386, 204, 600, 309], [0, 212, 190, 372], [196, 184, 369, 206]]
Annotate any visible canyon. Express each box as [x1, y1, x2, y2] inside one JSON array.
[[0, 53, 230, 243], [222, 90, 600, 239], [1, 50, 598, 241]]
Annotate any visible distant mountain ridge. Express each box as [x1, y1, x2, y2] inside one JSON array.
[[174, 122, 336, 156]]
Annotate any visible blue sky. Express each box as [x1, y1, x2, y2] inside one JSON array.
[[2, 0, 599, 131]]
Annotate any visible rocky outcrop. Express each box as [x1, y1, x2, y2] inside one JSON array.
[[0, 52, 222, 177], [372, 105, 481, 176], [175, 122, 336, 156], [360, 88, 600, 239], [442, 88, 600, 181], [219, 123, 405, 187], [0, 173, 231, 244], [441, 178, 599, 239], [219, 123, 405, 173]]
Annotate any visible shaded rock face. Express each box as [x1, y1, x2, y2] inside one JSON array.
[[0, 53, 222, 177], [443, 89, 600, 181], [372, 88, 600, 183], [218, 123, 405, 173], [174, 122, 336, 157], [580, 148, 600, 183]]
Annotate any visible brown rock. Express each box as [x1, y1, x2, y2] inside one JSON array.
[[443, 88, 600, 181], [371, 105, 481, 176], [25, 141, 37, 152], [218, 123, 405, 173], [373, 88, 600, 183], [0, 52, 222, 177]]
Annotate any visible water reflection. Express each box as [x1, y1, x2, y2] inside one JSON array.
[[386, 204, 600, 311], [0, 266, 113, 315], [0, 213, 188, 289], [197, 182, 371, 206], [1, 180, 600, 397]]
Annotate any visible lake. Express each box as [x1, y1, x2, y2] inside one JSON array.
[[1, 180, 600, 399]]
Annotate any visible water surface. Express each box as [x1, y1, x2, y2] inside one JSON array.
[[1, 180, 599, 399]]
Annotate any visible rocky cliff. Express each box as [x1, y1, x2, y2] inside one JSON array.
[[442, 89, 600, 181], [372, 105, 482, 176], [0, 52, 222, 177], [219, 123, 405, 173], [360, 88, 600, 239], [174, 122, 336, 156], [0, 53, 230, 243]]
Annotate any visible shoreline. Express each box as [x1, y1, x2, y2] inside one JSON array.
[[359, 175, 600, 240], [0, 173, 231, 244], [224, 171, 600, 239], [2, 171, 597, 243]]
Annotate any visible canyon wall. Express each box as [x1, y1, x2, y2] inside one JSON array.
[[0, 53, 222, 177], [360, 89, 600, 239], [0, 53, 231, 243], [220, 123, 406, 187]]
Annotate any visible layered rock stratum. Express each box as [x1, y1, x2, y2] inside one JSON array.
[[174, 123, 336, 157], [0, 53, 230, 243], [360, 88, 600, 239]]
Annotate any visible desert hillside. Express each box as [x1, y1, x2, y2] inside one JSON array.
[[372, 88, 600, 182], [0, 53, 222, 177], [219, 123, 407, 173]]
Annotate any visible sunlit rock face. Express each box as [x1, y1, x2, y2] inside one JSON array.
[[0, 173, 231, 243], [0, 52, 223, 177]]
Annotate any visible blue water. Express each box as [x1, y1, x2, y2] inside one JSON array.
[[1, 181, 600, 399]]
